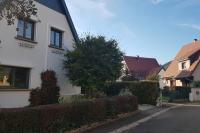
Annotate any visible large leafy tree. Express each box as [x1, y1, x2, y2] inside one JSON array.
[[0, 0, 37, 25], [64, 35, 124, 94]]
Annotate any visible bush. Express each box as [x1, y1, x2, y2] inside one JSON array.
[[0, 96, 138, 133], [162, 87, 191, 101], [29, 70, 60, 106], [192, 81, 200, 88], [104, 81, 159, 105]]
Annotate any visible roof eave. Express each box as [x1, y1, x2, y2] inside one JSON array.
[[60, 0, 79, 43]]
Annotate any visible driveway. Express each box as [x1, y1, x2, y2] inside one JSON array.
[[125, 105, 200, 133]]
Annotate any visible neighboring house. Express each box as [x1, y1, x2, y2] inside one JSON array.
[[164, 39, 200, 87], [0, 0, 81, 108], [123, 56, 161, 80], [148, 61, 171, 89]]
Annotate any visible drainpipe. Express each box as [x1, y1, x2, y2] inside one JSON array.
[[44, 24, 49, 71]]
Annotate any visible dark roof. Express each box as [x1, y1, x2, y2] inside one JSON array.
[[35, 0, 79, 42], [175, 70, 192, 79], [163, 61, 171, 71], [124, 56, 160, 76]]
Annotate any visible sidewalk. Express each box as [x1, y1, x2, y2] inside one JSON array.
[[82, 106, 169, 133]]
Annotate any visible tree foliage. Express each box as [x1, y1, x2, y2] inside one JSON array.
[[64, 35, 124, 94], [0, 0, 37, 25], [146, 74, 159, 81], [121, 69, 139, 81]]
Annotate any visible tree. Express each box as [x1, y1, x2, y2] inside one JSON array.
[[0, 0, 37, 25], [146, 74, 159, 81], [64, 35, 124, 95], [121, 69, 139, 81]]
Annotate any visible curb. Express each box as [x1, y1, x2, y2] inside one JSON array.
[[163, 102, 200, 107], [68, 110, 140, 133], [108, 105, 179, 133]]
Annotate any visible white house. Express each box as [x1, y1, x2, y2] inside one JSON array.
[[0, 0, 81, 108]]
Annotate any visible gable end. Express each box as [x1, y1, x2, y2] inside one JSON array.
[[35, 0, 79, 42]]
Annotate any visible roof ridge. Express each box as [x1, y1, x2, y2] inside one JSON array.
[[124, 56, 157, 60]]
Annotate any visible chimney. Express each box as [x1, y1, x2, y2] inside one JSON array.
[[137, 55, 140, 62], [193, 39, 198, 43]]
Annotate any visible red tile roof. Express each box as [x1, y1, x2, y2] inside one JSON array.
[[164, 40, 200, 78], [148, 66, 162, 76], [124, 56, 160, 79]]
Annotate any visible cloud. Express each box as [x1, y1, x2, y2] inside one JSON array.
[[179, 23, 200, 31], [150, 0, 164, 5], [66, 0, 115, 19]]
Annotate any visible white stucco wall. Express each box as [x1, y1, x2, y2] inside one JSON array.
[[158, 69, 166, 89], [164, 79, 182, 87], [189, 88, 200, 102], [178, 60, 190, 70], [0, 90, 30, 108], [192, 63, 200, 81], [164, 79, 171, 87], [0, 2, 80, 108], [176, 80, 183, 86]]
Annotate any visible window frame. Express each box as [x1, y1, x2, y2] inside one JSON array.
[[17, 19, 35, 41], [50, 28, 63, 49], [0, 65, 30, 89], [181, 62, 186, 70]]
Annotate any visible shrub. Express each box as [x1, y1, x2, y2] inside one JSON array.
[[162, 87, 191, 101], [104, 82, 130, 96], [40, 70, 60, 104], [29, 87, 43, 106], [29, 70, 60, 106], [104, 81, 159, 105], [0, 96, 138, 133], [0, 108, 40, 133], [192, 81, 200, 88]]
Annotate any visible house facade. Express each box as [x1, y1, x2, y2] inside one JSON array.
[[164, 39, 200, 87], [123, 56, 161, 80], [0, 0, 81, 108]]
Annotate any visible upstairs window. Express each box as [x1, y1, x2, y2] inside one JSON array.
[[181, 62, 186, 70], [50, 28, 63, 48], [17, 19, 35, 41]]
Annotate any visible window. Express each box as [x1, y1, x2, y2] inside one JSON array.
[[181, 62, 186, 70], [50, 28, 63, 48], [0, 66, 30, 89], [17, 19, 35, 41]]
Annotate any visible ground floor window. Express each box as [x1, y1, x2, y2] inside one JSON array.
[[0, 66, 30, 89]]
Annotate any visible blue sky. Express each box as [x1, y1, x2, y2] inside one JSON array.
[[66, 0, 200, 64]]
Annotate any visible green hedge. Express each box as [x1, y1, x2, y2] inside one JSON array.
[[104, 81, 159, 105], [162, 87, 191, 101], [0, 96, 138, 133]]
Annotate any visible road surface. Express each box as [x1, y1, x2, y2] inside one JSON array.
[[84, 105, 200, 133], [125, 106, 200, 133]]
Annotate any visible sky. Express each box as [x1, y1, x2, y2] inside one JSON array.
[[65, 0, 200, 64]]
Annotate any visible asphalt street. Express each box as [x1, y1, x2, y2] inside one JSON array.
[[84, 106, 200, 133], [126, 106, 200, 133]]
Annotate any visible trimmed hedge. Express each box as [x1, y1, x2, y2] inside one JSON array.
[[0, 96, 138, 133], [104, 81, 159, 105], [162, 87, 191, 101]]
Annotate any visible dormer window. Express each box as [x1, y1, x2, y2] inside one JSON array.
[[181, 62, 186, 70]]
